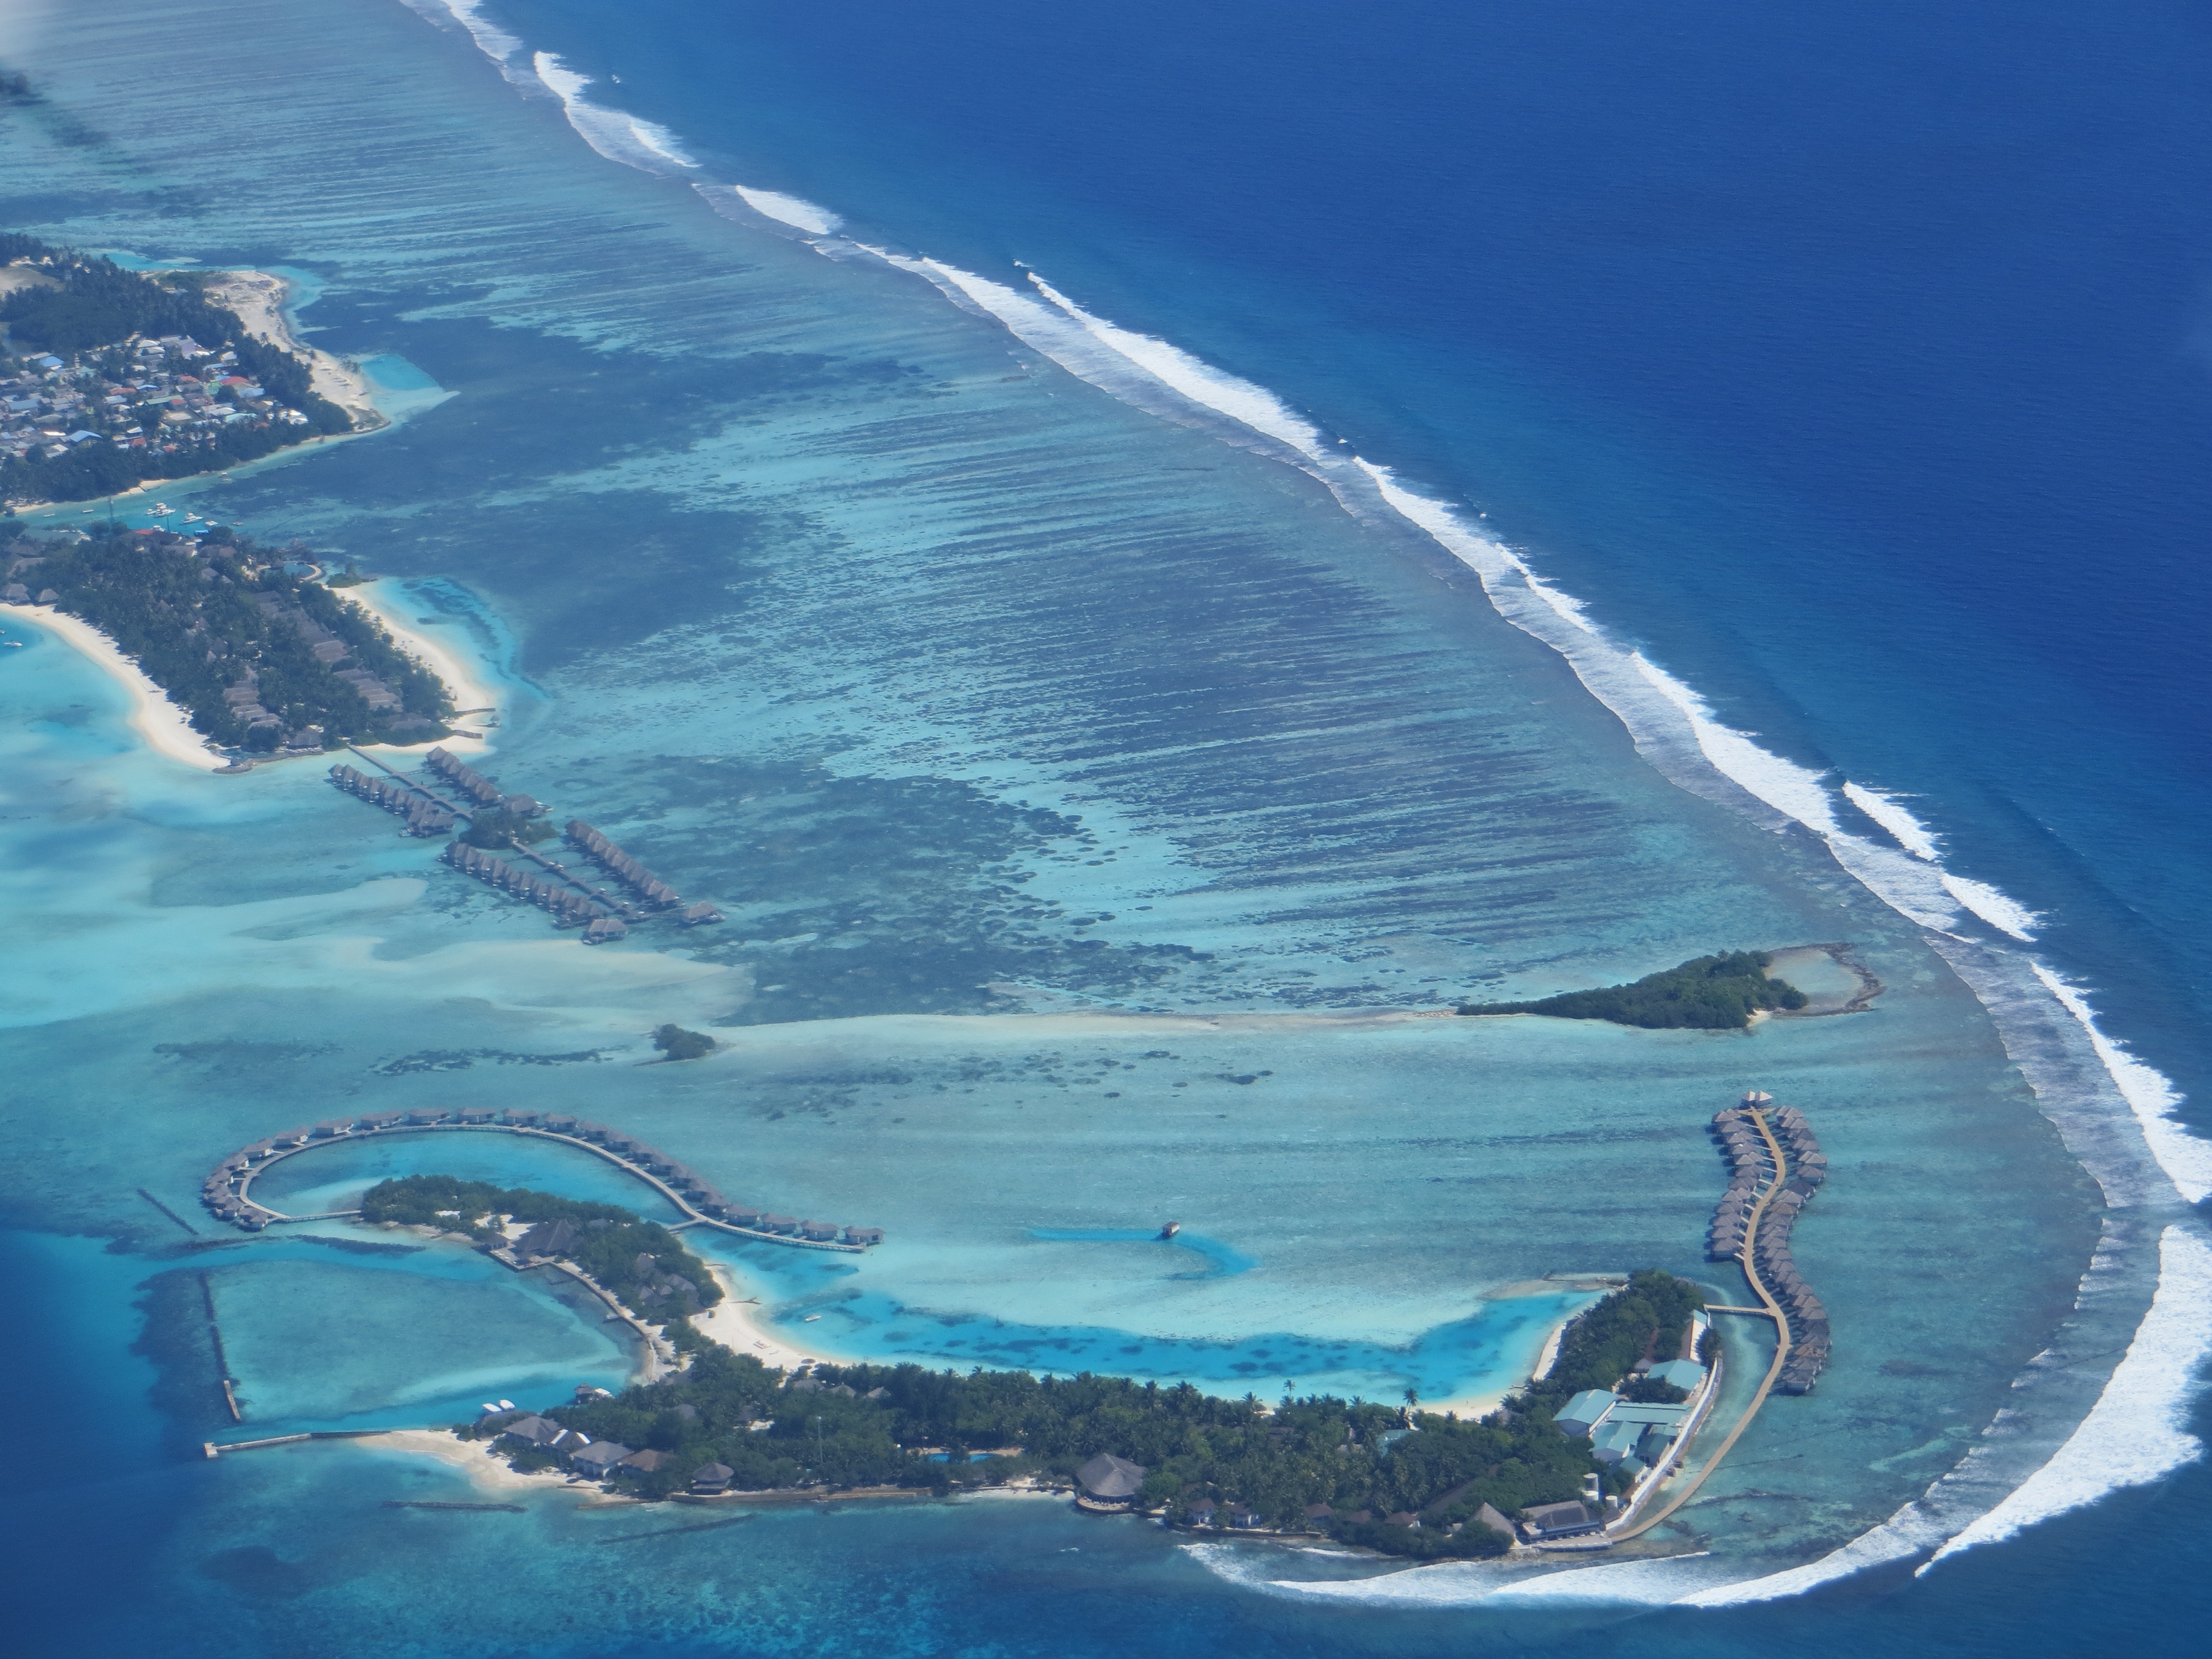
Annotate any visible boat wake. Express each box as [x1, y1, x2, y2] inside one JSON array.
[[388, 0, 2212, 1595]]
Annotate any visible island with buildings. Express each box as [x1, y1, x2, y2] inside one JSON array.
[[197, 1091, 1832, 1561], [437, 1269, 1707, 1558], [1, 232, 355, 505], [4, 523, 453, 753]]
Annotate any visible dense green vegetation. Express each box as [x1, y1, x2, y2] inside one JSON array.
[[651, 1023, 717, 1061], [1523, 1270, 1708, 1403], [359, 1176, 723, 1325], [460, 806, 553, 849], [1457, 951, 1807, 1030], [5, 526, 450, 750], [474, 1266, 1705, 1558], [1, 233, 352, 504]]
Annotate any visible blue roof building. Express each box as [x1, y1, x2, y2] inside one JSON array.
[[1647, 1359, 1708, 1392], [1590, 1420, 1645, 1464], [1554, 1390, 1619, 1438]]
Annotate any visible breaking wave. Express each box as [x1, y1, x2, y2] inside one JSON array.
[[399, 0, 533, 86], [696, 182, 843, 236], [1918, 1227, 2212, 1568], [391, 0, 2211, 1590], [530, 53, 698, 176]]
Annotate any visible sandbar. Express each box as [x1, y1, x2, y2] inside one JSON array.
[[10, 606, 226, 770]]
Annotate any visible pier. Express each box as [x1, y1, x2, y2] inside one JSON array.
[[1607, 1091, 1832, 1543], [196, 1113, 884, 1254], [328, 748, 724, 939]]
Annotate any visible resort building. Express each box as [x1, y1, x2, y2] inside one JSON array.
[[691, 1462, 734, 1495], [1553, 1390, 1619, 1438], [1074, 1452, 1148, 1512], [569, 1442, 632, 1479], [1520, 1501, 1604, 1541]]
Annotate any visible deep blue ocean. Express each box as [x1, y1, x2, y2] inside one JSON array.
[[3, 1, 2210, 1654]]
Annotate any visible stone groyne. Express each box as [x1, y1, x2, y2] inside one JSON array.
[[197, 1113, 883, 1253]]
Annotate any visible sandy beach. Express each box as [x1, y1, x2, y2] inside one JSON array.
[[690, 1260, 847, 1372], [359, 1427, 581, 1494], [11, 606, 227, 770], [333, 581, 499, 755], [197, 269, 384, 430]]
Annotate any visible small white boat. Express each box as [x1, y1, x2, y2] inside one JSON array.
[[801, 1314, 822, 1323]]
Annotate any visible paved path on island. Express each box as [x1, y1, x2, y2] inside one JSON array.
[[1606, 1107, 1794, 1544]]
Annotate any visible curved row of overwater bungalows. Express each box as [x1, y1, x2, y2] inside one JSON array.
[[197, 1109, 883, 1249], [1705, 1092, 1832, 1395]]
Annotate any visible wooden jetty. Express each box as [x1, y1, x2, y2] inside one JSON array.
[[198, 1115, 883, 1255], [1607, 1091, 1832, 1543]]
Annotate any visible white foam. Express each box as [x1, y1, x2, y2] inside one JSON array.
[[398, 0, 529, 82], [1676, 1507, 1947, 1605], [530, 53, 699, 177], [2033, 967, 2212, 1203], [1921, 1226, 2212, 1568], [830, 249, 2211, 1579], [1940, 871, 2042, 941], [1027, 274, 1332, 458], [1841, 780, 1943, 860], [724, 185, 842, 235], [1625, 652, 1845, 837]]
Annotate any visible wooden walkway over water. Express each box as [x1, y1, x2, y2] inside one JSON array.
[[210, 1120, 878, 1253], [1606, 1105, 1796, 1543]]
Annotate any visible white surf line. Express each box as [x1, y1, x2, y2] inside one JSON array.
[[697, 182, 844, 237], [847, 250, 2208, 1583], [398, 0, 534, 87], [1917, 1225, 2212, 1570], [530, 53, 700, 176], [374, 4, 2212, 1580]]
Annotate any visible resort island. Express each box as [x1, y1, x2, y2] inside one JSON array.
[[446, 1268, 1713, 1560], [3, 523, 456, 755], [0, 231, 357, 505]]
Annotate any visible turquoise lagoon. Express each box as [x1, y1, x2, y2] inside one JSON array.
[[0, 0, 2199, 1646]]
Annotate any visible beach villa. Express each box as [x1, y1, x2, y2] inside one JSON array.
[[569, 1442, 632, 1479]]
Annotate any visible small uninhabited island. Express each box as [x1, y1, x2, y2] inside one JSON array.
[[373, 1271, 1703, 1559], [650, 1024, 717, 1062], [1456, 949, 1809, 1030], [1, 232, 357, 506], [4, 524, 455, 752]]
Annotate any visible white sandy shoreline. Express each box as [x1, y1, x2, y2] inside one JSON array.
[[9, 606, 226, 769], [7, 569, 493, 774], [197, 268, 383, 430], [335, 580, 500, 753]]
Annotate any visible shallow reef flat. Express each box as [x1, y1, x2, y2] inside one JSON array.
[[0, 0, 2145, 1622]]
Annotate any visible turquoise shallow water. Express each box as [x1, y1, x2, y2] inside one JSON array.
[[0, 0, 2202, 1651]]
